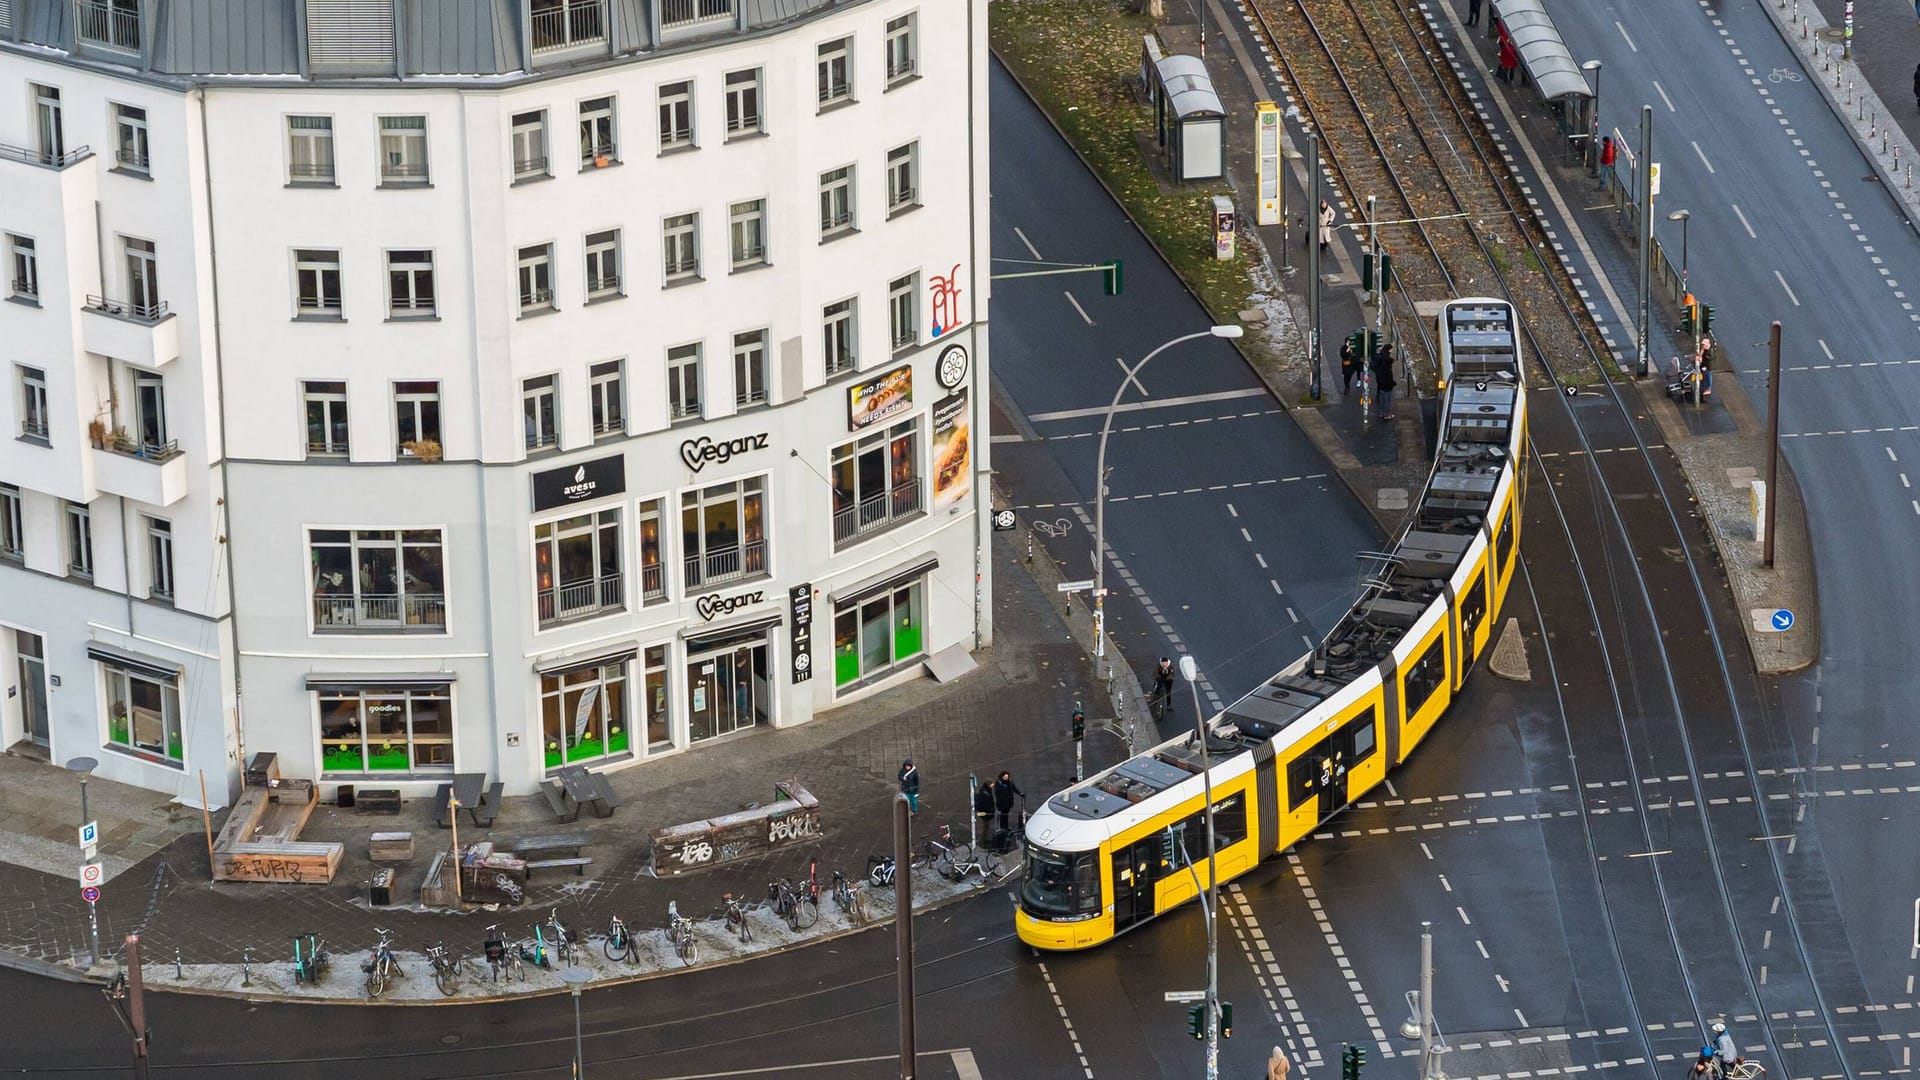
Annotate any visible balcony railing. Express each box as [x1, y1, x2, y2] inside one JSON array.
[[288, 161, 335, 182], [661, 0, 733, 29], [736, 383, 767, 408], [115, 145, 148, 170], [313, 592, 447, 630], [537, 574, 623, 626], [86, 294, 167, 322], [519, 287, 553, 310], [0, 142, 92, 169], [530, 0, 606, 52], [586, 274, 620, 298], [834, 481, 923, 545], [11, 279, 38, 300], [581, 140, 617, 166], [525, 429, 557, 451], [76, 1, 141, 52], [107, 433, 181, 461], [380, 161, 429, 183], [663, 255, 699, 279], [513, 155, 549, 179], [641, 562, 665, 602], [683, 539, 765, 589], [20, 416, 49, 441]]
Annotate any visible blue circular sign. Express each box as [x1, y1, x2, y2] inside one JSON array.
[[81, 886, 100, 903], [1770, 609, 1795, 631]]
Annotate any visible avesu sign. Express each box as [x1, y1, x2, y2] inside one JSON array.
[[561, 465, 598, 500]]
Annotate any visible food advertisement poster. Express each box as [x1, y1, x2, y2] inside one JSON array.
[[848, 364, 913, 431], [931, 389, 971, 512]]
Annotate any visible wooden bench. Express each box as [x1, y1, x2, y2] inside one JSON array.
[[538, 780, 578, 824], [506, 834, 593, 877], [268, 777, 314, 805], [369, 831, 413, 862], [580, 771, 620, 818], [472, 781, 505, 827], [213, 840, 343, 885], [525, 856, 593, 877], [356, 788, 403, 815], [419, 851, 455, 908]]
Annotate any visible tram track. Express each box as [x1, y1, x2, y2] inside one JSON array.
[[1232, 0, 1875, 1073]]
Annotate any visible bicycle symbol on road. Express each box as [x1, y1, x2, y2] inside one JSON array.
[[1766, 67, 1804, 83], [1032, 518, 1074, 539]]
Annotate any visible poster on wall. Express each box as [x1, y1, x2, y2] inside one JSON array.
[[931, 389, 971, 512], [848, 364, 913, 431]]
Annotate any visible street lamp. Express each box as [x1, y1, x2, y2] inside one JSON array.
[[1668, 209, 1690, 295], [1093, 326, 1243, 682], [1178, 654, 1220, 1080], [1669, 208, 1698, 400], [65, 756, 99, 966], [558, 966, 592, 1078], [1582, 60, 1603, 174]]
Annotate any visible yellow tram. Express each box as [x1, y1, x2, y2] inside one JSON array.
[[1016, 298, 1529, 950]]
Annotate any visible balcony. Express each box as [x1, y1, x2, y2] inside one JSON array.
[[530, 0, 606, 53], [75, 0, 142, 53], [683, 540, 766, 590], [313, 592, 446, 632], [641, 562, 665, 603], [0, 143, 93, 170], [93, 438, 186, 506], [834, 481, 923, 546], [661, 0, 733, 30], [537, 574, 624, 628], [82, 295, 179, 367]]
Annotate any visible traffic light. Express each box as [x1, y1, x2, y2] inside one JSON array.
[[1188, 1004, 1206, 1039], [1699, 304, 1715, 335], [1071, 706, 1086, 741], [1220, 1001, 1233, 1038], [1341, 1043, 1367, 1080], [1680, 299, 1698, 332], [1362, 252, 1393, 292], [1102, 259, 1124, 296]]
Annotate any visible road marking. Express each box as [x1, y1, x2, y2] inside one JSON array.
[[1616, 19, 1638, 50], [1065, 292, 1094, 326], [1112, 355, 1145, 395], [1891, 448, 1901, 462], [1653, 80, 1676, 112], [1691, 140, 1716, 173], [1289, 854, 1390, 1052], [1036, 962, 1096, 1079], [1026, 386, 1272, 423], [1818, 338, 1834, 360], [1774, 270, 1801, 306], [1013, 225, 1042, 260], [1225, 884, 1320, 1064], [1730, 203, 1756, 238]]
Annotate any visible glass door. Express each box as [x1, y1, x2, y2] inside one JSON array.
[[687, 639, 769, 743], [34, 87, 62, 162], [135, 372, 166, 453], [125, 239, 158, 314], [16, 631, 48, 746]]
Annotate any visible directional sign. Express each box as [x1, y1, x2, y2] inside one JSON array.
[[1057, 579, 1095, 593], [78, 821, 98, 849], [78, 862, 104, 888], [1165, 989, 1207, 1003], [1771, 609, 1795, 631], [992, 509, 1017, 531], [81, 886, 100, 904]]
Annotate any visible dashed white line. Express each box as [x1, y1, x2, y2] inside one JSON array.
[[1013, 225, 1042, 260], [1064, 292, 1094, 327], [1691, 140, 1716, 173], [1616, 19, 1638, 50], [1774, 270, 1801, 306], [1035, 962, 1095, 1079], [1818, 339, 1834, 361], [1653, 80, 1676, 112]]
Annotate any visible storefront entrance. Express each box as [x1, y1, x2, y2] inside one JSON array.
[[15, 630, 48, 747], [687, 632, 771, 743]]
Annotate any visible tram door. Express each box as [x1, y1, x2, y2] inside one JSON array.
[[1110, 838, 1158, 932], [1309, 709, 1380, 819]]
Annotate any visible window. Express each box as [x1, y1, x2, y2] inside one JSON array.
[[8, 235, 37, 301], [523, 374, 557, 450], [517, 243, 555, 313], [511, 110, 549, 180], [378, 116, 429, 185], [287, 115, 335, 183], [817, 38, 852, 106], [1460, 570, 1487, 661], [889, 273, 918, 351], [819, 165, 855, 237], [589, 360, 625, 438], [386, 250, 436, 316], [132, 370, 168, 455], [112, 103, 149, 172], [530, 0, 607, 52], [832, 417, 921, 545], [886, 13, 917, 83], [310, 528, 447, 631], [104, 663, 183, 767], [541, 659, 629, 768], [66, 501, 92, 578], [579, 97, 617, 166], [832, 579, 924, 687], [123, 237, 160, 317], [667, 343, 702, 421], [318, 684, 453, 774], [533, 508, 623, 627], [394, 381, 442, 456], [887, 142, 918, 213], [585, 229, 622, 299], [728, 199, 766, 269], [725, 68, 761, 136], [32, 84, 62, 164], [0, 485, 22, 561], [77, 0, 141, 52], [661, 0, 733, 28], [637, 497, 666, 602], [663, 212, 700, 281], [823, 298, 857, 376], [304, 380, 349, 457], [146, 517, 173, 600], [294, 249, 342, 316], [17, 365, 49, 441], [681, 476, 766, 588], [733, 329, 768, 408], [1496, 511, 1515, 574], [658, 80, 693, 150]]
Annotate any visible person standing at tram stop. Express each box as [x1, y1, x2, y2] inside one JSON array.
[[1371, 341, 1399, 422], [1497, 35, 1519, 85], [1466, 0, 1481, 27], [1318, 199, 1336, 252], [993, 771, 1025, 837], [898, 758, 920, 813], [1339, 334, 1361, 396], [1697, 332, 1715, 396], [973, 779, 996, 842], [1598, 136, 1617, 192]]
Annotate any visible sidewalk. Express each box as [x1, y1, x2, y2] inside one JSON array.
[[0, 529, 1114, 1001]]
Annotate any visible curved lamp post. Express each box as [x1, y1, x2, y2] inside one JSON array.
[[1179, 654, 1220, 1080]]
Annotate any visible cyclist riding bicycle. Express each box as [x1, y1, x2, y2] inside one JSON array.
[[1152, 657, 1176, 719], [1693, 1022, 1743, 1078]]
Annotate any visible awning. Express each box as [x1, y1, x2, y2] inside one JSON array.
[[85, 642, 182, 684], [828, 554, 939, 609], [1492, 0, 1593, 103], [304, 672, 457, 692], [685, 614, 783, 652], [533, 647, 638, 676]]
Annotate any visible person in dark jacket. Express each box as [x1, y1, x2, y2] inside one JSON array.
[[898, 758, 920, 813], [1466, 0, 1481, 26], [993, 771, 1025, 836], [1340, 335, 1361, 395], [1371, 344, 1398, 422], [1913, 61, 1920, 110], [1152, 657, 1177, 720], [973, 780, 996, 843]]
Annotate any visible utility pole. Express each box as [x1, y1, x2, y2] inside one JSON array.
[[894, 793, 917, 1080], [1764, 321, 1782, 567], [1636, 105, 1654, 377], [1308, 136, 1323, 402], [1180, 656, 1220, 1080], [105, 933, 153, 1079]]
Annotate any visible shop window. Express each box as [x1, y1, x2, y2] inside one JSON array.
[[638, 497, 666, 603], [831, 418, 920, 546], [833, 579, 924, 688], [533, 508, 623, 627], [541, 660, 629, 769], [317, 685, 453, 773], [681, 476, 765, 588], [309, 528, 446, 631], [103, 662, 183, 766], [643, 644, 671, 751]]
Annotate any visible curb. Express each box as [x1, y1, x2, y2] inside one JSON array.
[[0, 945, 105, 985]]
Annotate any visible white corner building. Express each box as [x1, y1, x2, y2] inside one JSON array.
[[0, 0, 991, 807]]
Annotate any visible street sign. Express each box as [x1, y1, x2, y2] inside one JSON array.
[[78, 862, 103, 888], [78, 821, 98, 848], [992, 509, 1017, 531], [81, 886, 100, 904], [1057, 579, 1095, 593], [1165, 989, 1207, 1003], [1771, 609, 1795, 631]]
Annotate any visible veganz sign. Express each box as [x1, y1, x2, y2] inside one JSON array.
[[680, 433, 769, 474], [695, 590, 764, 622], [531, 455, 626, 512]]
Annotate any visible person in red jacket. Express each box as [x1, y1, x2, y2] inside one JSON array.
[[1498, 38, 1518, 84], [1598, 135, 1616, 191]]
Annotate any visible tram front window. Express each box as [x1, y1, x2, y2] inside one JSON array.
[[1022, 845, 1100, 918]]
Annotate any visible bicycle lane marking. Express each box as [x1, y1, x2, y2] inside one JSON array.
[[1036, 961, 1098, 1080]]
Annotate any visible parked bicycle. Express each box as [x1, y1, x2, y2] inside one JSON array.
[[425, 941, 462, 997], [832, 869, 870, 924], [910, 822, 972, 879], [361, 927, 403, 999], [767, 877, 819, 931], [290, 932, 329, 986], [722, 892, 755, 944], [666, 900, 699, 965], [604, 913, 634, 963], [543, 907, 578, 967], [867, 854, 897, 889], [941, 843, 1003, 885], [524, 917, 558, 970], [482, 924, 523, 983], [803, 860, 822, 908]]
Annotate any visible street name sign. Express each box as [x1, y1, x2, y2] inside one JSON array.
[[1165, 989, 1207, 1003], [1057, 579, 1095, 593]]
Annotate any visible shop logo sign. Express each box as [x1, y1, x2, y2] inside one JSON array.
[[680, 433, 769, 474], [561, 466, 596, 500], [696, 590, 764, 622], [531, 454, 625, 512]]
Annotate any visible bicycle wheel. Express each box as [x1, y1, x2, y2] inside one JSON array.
[[366, 965, 387, 999], [793, 896, 818, 930], [947, 841, 974, 866], [603, 935, 626, 962], [435, 966, 458, 997], [677, 931, 698, 965]]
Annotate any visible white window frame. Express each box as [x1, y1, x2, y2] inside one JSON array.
[[287, 115, 335, 184], [146, 516, 173, 600], [658, 80, 693, 151], [112, 102, 149, 172], [663, 212, 700, 282], [317, 683, 453, 773], [885, 13, 918, 84], [533, 507, 625, 628], [579, 96, 617, 167], [831, 416, 922, 546], [293, 248, 342, 317], [304, 380, 350, 457], [66, 501, 92, 578], [667, 342, 703, 421], [680, 475, 767, 589], [590, 359, 624, 438], [8, 234, 38, 301], [817, 37, 852, 107], [511, 109, 549, 181], [17, 364, 49, 441], [584, 229, 621, 299], [309, 528, 448, 632], [386, 250, 436, 317], [522, 373, 558, 451], [889, 272, 919, 352], [0, 484, 23, 561], [724, 68, 762, 137], [823, 297, 857, 377], [637, 498, 667, 605], [733, 329, 768, 408], [887, 141, 919, 215], [103, 662, 184, 767], [728, 199, 766, 269], [517, 243, 555, 313], [820, 165, 855, 238], [393, 380, 442, 455], [377, 115, 429, 186]]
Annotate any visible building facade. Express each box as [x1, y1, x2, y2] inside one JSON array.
[[0, 0, 991, 806]]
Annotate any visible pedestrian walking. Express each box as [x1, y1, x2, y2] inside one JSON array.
[[1497, 37, 1518, 84], [1152, 657, 1176, 720], [1466, 0, 1481, 26], [992, 771, 1024, 837], [1913, 61, 1919, 110], [1318, 200, 1335, 252], [973, 779, 996, 843], [1598, 135, 1616, 191], [1371, 343, 1398, 422], [1339, 334, 1361, 395], [1697, 332, 1715, 396], [898, 758, 920, 813]]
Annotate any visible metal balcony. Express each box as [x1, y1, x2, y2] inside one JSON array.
[[75, 0, 142, 52], [834, 482, 923, 546], [0, 143, 92, 170], [537, 574, 624, 627], [93, 438, 187, 505], [312, 592, 446, 631], [682, 540, 766, 589], [530, 0, 606, 53], [82, 295, 179, 366], [661, 0, 733, 29]]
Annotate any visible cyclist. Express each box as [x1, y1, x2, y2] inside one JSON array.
[[1693, 1022, 1741, 1078], [1152, 657, 1176, 720]]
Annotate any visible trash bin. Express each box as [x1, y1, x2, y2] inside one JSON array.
[[336, 783, 355, 809], [370, 868, 394, 907]]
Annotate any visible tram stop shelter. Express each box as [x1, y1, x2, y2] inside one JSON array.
[[1490, 0, 1595, 158], [1149, 54, 1226, 183]]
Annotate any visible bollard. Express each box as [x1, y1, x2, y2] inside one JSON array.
[[1025, 528, 1032, 566], [1906, 163, 1911, 191], [174, 947, 183, 980], [241, 947, 252, 988]]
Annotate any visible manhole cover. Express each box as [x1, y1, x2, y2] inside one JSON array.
[[1816, 27, 1845, 42], [440, 1034, 462, 1046]]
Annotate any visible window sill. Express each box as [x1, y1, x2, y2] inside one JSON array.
[[687, 567, 773, 593], [822, 365, 861, 387], [517, 305, 561, 321], [579, 158, 623, 173], [285, 180, 339, 190], [724, 128, 768, 144], [729, 259, 772, 276], [658, 143, 698, 158], [524, 442, 561, 457], [104, 742, 185, 771], [511, 173, 553, 187], [378, 180, 434, 190], [885, 72, 921, 92], [817, 96, 858, 116], [385, 313, 441, 323], [584, 291, 626, 307], [319, 768, 455, 781], [5, 294, 41, 308], [304, 451, 350, 461], [891, 340, 922, 357], [312, 625, 450, 636], [593, 428, 626, 443], [733, 397, 771, 413], [536, 607, 630, 634], [887, 201, 923, 221], [662, 275, 705, 290], [668, 412, 706, 426], [16, 434, 51, 449], [292, 312, 346, 323], [819, 227, 861, 246], [109, 165, 153, 181]]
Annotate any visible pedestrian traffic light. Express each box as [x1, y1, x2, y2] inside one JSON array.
[[1188, 1003, 1206, 1039], [1341, 1043, 1367, 1080], [1102, 259, 1124, 296], [1220, 1001, 1233, 1038], [1071, 706, 1086, 741]]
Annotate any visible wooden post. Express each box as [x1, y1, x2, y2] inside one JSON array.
[[197, 771, 214, 874], [449, 795, 462, 906]]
